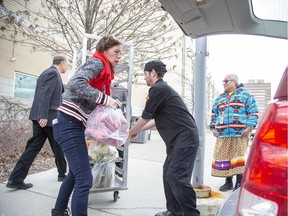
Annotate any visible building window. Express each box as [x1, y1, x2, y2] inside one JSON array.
[[14, 72, 37, 99]]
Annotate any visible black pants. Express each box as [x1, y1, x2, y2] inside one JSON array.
[[163, 146, 200, 216], [9, 121, 67, 182]]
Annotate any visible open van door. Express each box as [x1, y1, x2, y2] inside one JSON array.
[[159, 0, 287, 39]]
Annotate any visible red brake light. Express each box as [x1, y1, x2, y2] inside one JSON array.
[[238, 99, 288, 216], [258, 102, 288, 147]]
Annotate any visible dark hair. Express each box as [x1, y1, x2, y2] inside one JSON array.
[[154, 71, 166, 78], [144, 60, 167, 78], [96, 36, 122, 52], [53, 55, 67, 65], [146, 70, 166, 78]]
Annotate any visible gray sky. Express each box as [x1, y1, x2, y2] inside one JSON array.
[[206, 34, 288, 97]]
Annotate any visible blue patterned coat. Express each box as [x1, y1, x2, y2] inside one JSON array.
[[209, 86, 259, 137]]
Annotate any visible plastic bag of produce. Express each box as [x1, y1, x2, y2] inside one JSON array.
[[89, 142, 119, 188], [91, 162, 116, 188], [85, 105, 129, 147], [87, 140, 119, 164]]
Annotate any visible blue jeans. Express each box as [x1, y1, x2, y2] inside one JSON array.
[[52, 114, 93, 216]]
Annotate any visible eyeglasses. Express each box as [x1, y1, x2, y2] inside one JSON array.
[[222, 79, 234, 84]]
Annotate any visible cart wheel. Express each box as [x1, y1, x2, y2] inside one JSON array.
[[113, 191, 119, 202]]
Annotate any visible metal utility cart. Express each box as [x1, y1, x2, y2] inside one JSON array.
[[72, 33, 133, 202]]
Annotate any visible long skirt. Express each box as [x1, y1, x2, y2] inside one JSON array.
[[211, 137, 249, 177]]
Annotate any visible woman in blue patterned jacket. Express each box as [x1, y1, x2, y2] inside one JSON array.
[[209, 74, 258, 192], [51, 36, 122, 216]]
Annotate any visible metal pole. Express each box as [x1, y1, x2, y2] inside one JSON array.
[[192, 37, 208, 188], [82, 35, 88, 65], [181, 34, 186, 97]]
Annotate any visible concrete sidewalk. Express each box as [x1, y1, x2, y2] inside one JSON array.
[[0, 130, 233, 216]]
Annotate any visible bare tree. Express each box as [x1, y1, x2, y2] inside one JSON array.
[[1, 0, 181, 83], [173, 39, 196, 114]]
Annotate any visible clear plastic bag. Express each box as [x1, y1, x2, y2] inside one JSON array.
[[85, 105, 129, 147], [88, 140, 120, 189], [91, 162, 116, 188], [87, 140, 120, 163]]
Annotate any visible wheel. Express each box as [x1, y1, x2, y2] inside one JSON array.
[[113, 191, 119, 202]]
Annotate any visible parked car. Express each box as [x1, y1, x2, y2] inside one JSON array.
[[237, 67, 288, 216], [216, 188, 240, 216], [217, 67, 288, 216]]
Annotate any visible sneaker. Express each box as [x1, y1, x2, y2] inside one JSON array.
[[155, 210, 174, 216]]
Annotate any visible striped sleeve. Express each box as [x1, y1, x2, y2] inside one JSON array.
[[95, 92, 110, 105]]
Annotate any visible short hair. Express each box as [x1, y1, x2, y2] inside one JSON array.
[[229, 74, 239, 82], [96, 36, 122, 52], [155, 71, 166, 78], [53, 55, 67, 65], [226, 74, 243, 88], [226, 74, 238, 83]]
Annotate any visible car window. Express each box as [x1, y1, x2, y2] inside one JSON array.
[[159, 0, 288, 39], [251, 0, 288, 22]]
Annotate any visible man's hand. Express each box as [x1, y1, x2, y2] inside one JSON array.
[[129, 130, 138, 140], [130, 134, 138, 140], [39, 119, 48, 128]]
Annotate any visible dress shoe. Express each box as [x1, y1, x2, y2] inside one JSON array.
[[155, 210, 174, 216], [57, 175, 66, 182], [6, 181, 33, 190]]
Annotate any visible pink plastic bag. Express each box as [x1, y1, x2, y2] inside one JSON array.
[[85, 105, 129, 147]]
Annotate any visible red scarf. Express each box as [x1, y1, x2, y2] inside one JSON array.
[[88, 51, 114, 95]]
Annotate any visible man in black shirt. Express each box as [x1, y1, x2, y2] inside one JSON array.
[[129, 60, 200, 216]]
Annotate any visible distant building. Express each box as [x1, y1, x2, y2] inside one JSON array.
[[244, 79, 271, 118]]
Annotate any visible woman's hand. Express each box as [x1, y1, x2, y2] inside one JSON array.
[[107, 97, 121, 109], [242, 126, 253, 137]]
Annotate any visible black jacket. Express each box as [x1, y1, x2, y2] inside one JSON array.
[[29, 66, 63, 127]]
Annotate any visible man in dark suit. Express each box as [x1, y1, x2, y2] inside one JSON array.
[[6, 55, 69, 190]]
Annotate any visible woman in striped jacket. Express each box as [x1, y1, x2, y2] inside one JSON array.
[[51, 36, 122, 216]]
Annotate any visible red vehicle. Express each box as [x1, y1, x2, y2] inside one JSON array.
[[237, 67, 288, 216]]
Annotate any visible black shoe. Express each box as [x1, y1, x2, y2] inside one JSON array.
[[6, 181, 33, 190], [57, 175, 66, 182], [233, 183, 241, 192], [155, 210, 174, 216], [219, 181, 233, 192], [51, 208, 70, 216]]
